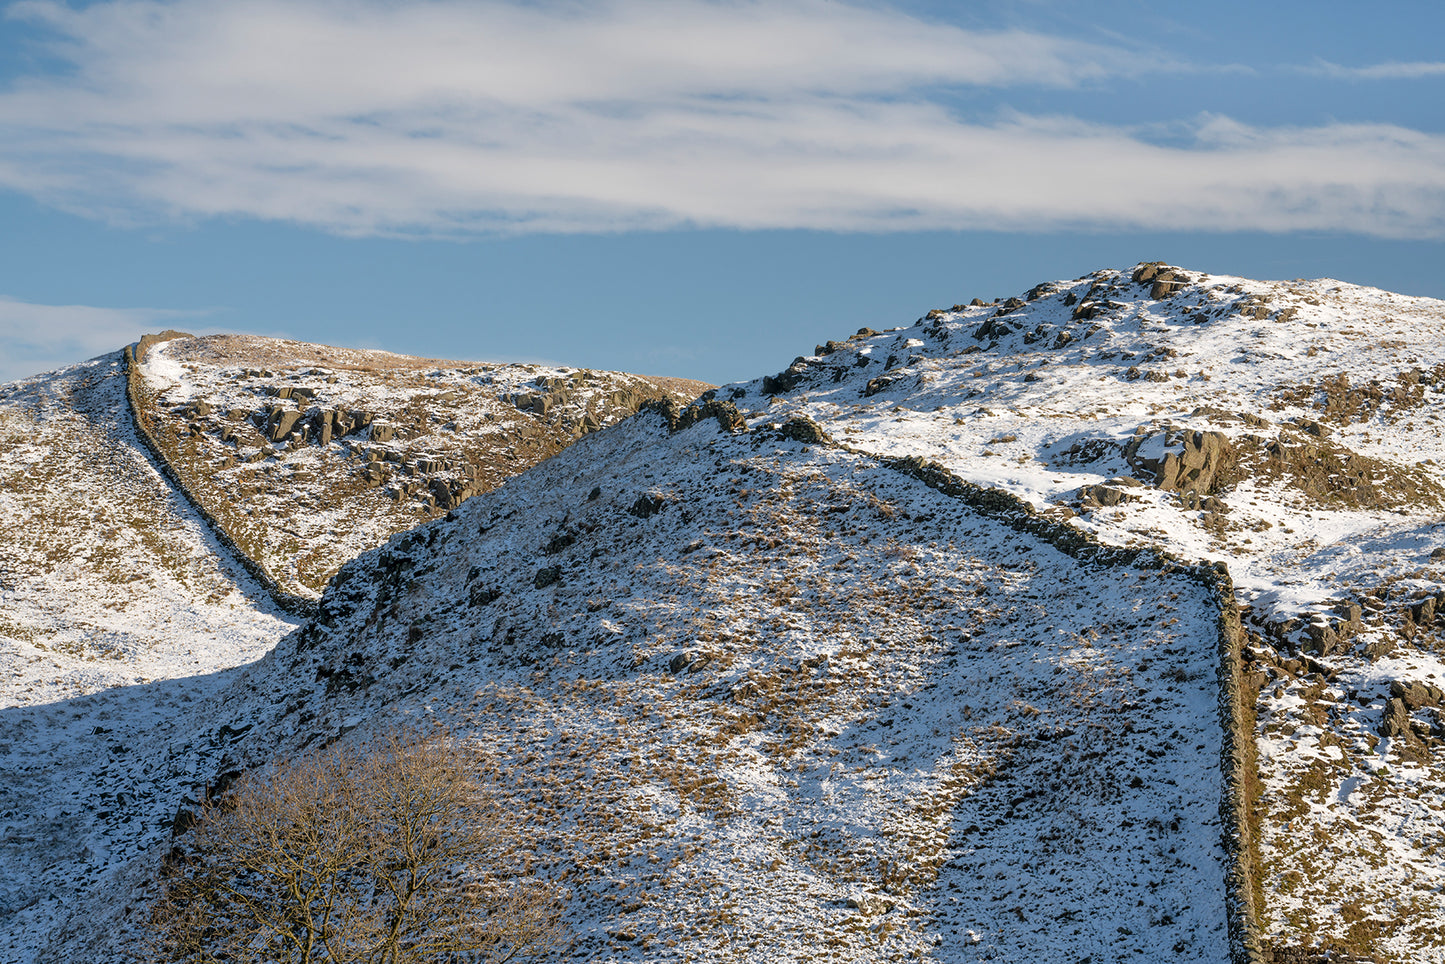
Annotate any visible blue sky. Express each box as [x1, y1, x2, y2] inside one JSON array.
[[1, 0, 1442, 385]]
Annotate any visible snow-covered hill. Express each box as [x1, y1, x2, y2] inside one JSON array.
[[0, 338, 706, 963], [0, 354, 296, 953], [729, 263, 1445, 959], [132, 405, 1235, 963]]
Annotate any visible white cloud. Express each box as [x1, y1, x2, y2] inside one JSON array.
[[0, 0, 1442, 238], [1311, 60, 1445, 81], [0, 297, 206, 383]]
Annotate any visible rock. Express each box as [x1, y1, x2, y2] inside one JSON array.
[[1409, 596, 1437, 626], [268, 409, 305, 442], [1133, 262, 1165, 284], [1380, 697, 1412, 738], [1150, 274, 1188, 300], [651, 398, 746, 435], [762, 360, 810, 395], [1363, 638, 1396, 661], [973, 316, 1017, 342], [1390, 679, 1444, 710], [372, 424, 396, 443], [1079, 484, 1135, 507], [776, 415, 830, 445], [628, 493, 669, 518], [171, 806, 198, 837], [1124, 428, 1237, 497], [1304, 621, 1340, 657], [846, 893, 896, 917], [469, 585, 501, 607], [533, 565, 562, 589], [864, 375, 902, 397]]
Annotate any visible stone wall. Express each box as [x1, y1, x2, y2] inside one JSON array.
[[124, 333, 317, 618]]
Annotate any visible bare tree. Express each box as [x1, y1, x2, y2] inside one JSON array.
[[150, 731, 565, 964]]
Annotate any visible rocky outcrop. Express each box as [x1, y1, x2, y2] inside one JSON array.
[[1125, 427, 1238, 498], [1133, 262, 1192, 299], [1249, 432, 1444, 510]]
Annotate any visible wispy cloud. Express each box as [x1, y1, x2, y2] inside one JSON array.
[[0, 0, 1442, 239], [0, 297, 205, 383], [1310, 59, 1445, 81]]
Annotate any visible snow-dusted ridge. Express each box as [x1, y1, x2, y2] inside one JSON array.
[[0, 353, 298, 958], [170, 406, 1237, 963]]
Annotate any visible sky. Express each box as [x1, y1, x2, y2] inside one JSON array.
[[1, 0, 1443, 385]]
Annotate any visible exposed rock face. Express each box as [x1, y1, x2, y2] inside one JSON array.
[[1391, 679, 1444, 710], [1250, 432, 1444, 510], [131, 333, 711, 596], [1125, 427, 1237, 497]]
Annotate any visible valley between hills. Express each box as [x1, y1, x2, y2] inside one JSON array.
[[2, 263, 1443, 963]]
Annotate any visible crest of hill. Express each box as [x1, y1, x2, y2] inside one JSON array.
[[130, 333, 711, 598]]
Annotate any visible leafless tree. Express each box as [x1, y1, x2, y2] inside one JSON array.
[[150, 730, 565, 964]]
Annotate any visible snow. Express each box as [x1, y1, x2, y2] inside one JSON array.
[[153, 410, 1233, 962], [0, 354, 296, 961]]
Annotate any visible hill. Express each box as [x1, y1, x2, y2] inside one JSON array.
[[4, 264, 1444, 963], [82, 403, 1238, 963], [0, 338, 706, 961], [729, 263, 1445, 959], [129, 332, 710, 597]]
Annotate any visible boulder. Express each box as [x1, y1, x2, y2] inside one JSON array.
[[315, 410, 334, 446], [762, 360, 811, 395], [1079, 484, 1135, 507], [1390, 679, 1444, 710], [1303, 621, 1340, 657], [628, 493, 670, 518], [776, 415, 830, 445], [1409, 596, 1437, 627]]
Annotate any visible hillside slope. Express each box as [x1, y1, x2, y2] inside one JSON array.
[[0, 337, 708, 964], [53, 403, 1241, 963], [730, 263, 1445, 960], [132, 333, 710, 596], [0, 353, 296, 952]]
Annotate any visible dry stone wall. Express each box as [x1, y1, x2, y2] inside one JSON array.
[[732, 411, 1268, 964], [124, 334, 318, 618]]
